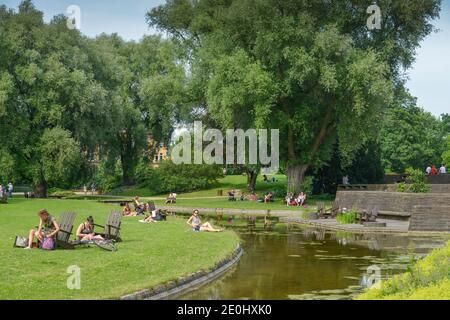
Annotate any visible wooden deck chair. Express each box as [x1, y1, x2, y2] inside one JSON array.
[[94, 211, 122, 242], [316, 202, 326, 218], [325, 201, 340, 218], [55, 212, 77, 250]]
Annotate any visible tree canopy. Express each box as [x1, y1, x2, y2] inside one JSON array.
[[148, 0, 441, 192]]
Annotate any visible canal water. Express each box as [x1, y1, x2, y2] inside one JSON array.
[[179, 223, 448, 300]]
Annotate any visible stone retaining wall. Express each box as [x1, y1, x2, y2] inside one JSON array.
[[410, 206, 450, 232], [384, 174, 450, 184], [336, 191, 450, 231], [338, 184, 450, 193]]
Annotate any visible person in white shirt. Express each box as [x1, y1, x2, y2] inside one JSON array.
[[439, 164, 447, 174], [426, 166, 432, 175], [7, 182, 13, 197]]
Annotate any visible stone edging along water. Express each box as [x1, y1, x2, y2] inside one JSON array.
[[120, 244, 243, 300]]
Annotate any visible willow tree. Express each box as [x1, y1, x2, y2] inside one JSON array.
[[148, 0, 440, 192]]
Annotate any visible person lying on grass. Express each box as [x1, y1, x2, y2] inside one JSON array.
[[24, 209, 60, 250], [187, 210, 223, 232], [76, 216, 104, 241], [139, 209, 167, 223]]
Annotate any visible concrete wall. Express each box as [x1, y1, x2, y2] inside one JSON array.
[[338, 184, 450, 193], [410, 206, 450, 232], [384, 174, 450, 184], [335, 191, 450, 231]]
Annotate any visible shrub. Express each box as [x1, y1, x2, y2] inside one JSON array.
[[396, 182, 407, 192], [407, 169, 430, 193], [48, 188, 76, 198], [336, 210, 358, 224], [300, 176, 314, 195], [357, 241, 450, 300], [135, 160, 223, 194]]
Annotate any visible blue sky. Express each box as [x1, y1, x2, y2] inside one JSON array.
[[1, 0, 449, 116]]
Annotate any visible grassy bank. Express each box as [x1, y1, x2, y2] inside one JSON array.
[[0, 198, 240, 300], [115, 174, 289, 198], [357, 241, 450, 300]]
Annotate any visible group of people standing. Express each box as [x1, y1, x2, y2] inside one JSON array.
[[426, 164, 446, 175], [0, 182, 13, 198]]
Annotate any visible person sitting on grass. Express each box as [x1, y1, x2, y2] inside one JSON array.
[[122, 203, 136, 217], [76, 216, 104, 241], [248, 192, 258, 201], [285, 192, 293, 206], [133, 196, 145, 215], [24, 209, 60, 250], [187, 210, 223, 232], [296, 192, 306, 207], [139, 209, 166, 223], [165, 192, 177, 204], [264, 192, 274, 203], [228, 190, 236, 201]]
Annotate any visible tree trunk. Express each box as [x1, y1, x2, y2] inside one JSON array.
[[246, 170, 258, 192], [33, 179, 48, 198], [121, 154, 135, 186], [286, 164, 308, 194]]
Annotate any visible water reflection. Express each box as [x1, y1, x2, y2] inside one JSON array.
[[178, 222, 448, 300]]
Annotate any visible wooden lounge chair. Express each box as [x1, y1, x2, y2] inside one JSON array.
[[56, 212, 77, 250], [316, 202, 326, 218], [329, 201, 341, 218], [360, 205, 379, 223], [94, 211, 122, 242]]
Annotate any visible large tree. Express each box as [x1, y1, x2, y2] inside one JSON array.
[[89, 34, 186, 185], [380, 92, 445, 173], [0, 1, 113, 196], [148, 0, 441, 193]]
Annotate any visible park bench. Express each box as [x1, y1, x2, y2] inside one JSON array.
[[94, 211, 122, 242], [55, 212, 77, 250]]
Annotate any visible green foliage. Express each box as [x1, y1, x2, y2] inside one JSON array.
[[47, 188, 76, 198], [136, 160, 223, 194], [94, 161, 123, 194], [0, 148, 15, 183], [148, 0, 440, 192], [300, 176, 314, 195], [380, 97, 446, 173], [406, 169, 430, 193], [38, 127, 83, 187], [357, 241, 450, 300], [396, 182, 407, 193], [336, 210, 358, 224], [442, 136, 450, 166]]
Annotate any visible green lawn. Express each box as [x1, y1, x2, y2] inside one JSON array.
[[110, 174, 333, 212], [0, 198, 240, 300], [153, 198, 316, 212], [115, 174, 288, 198]]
